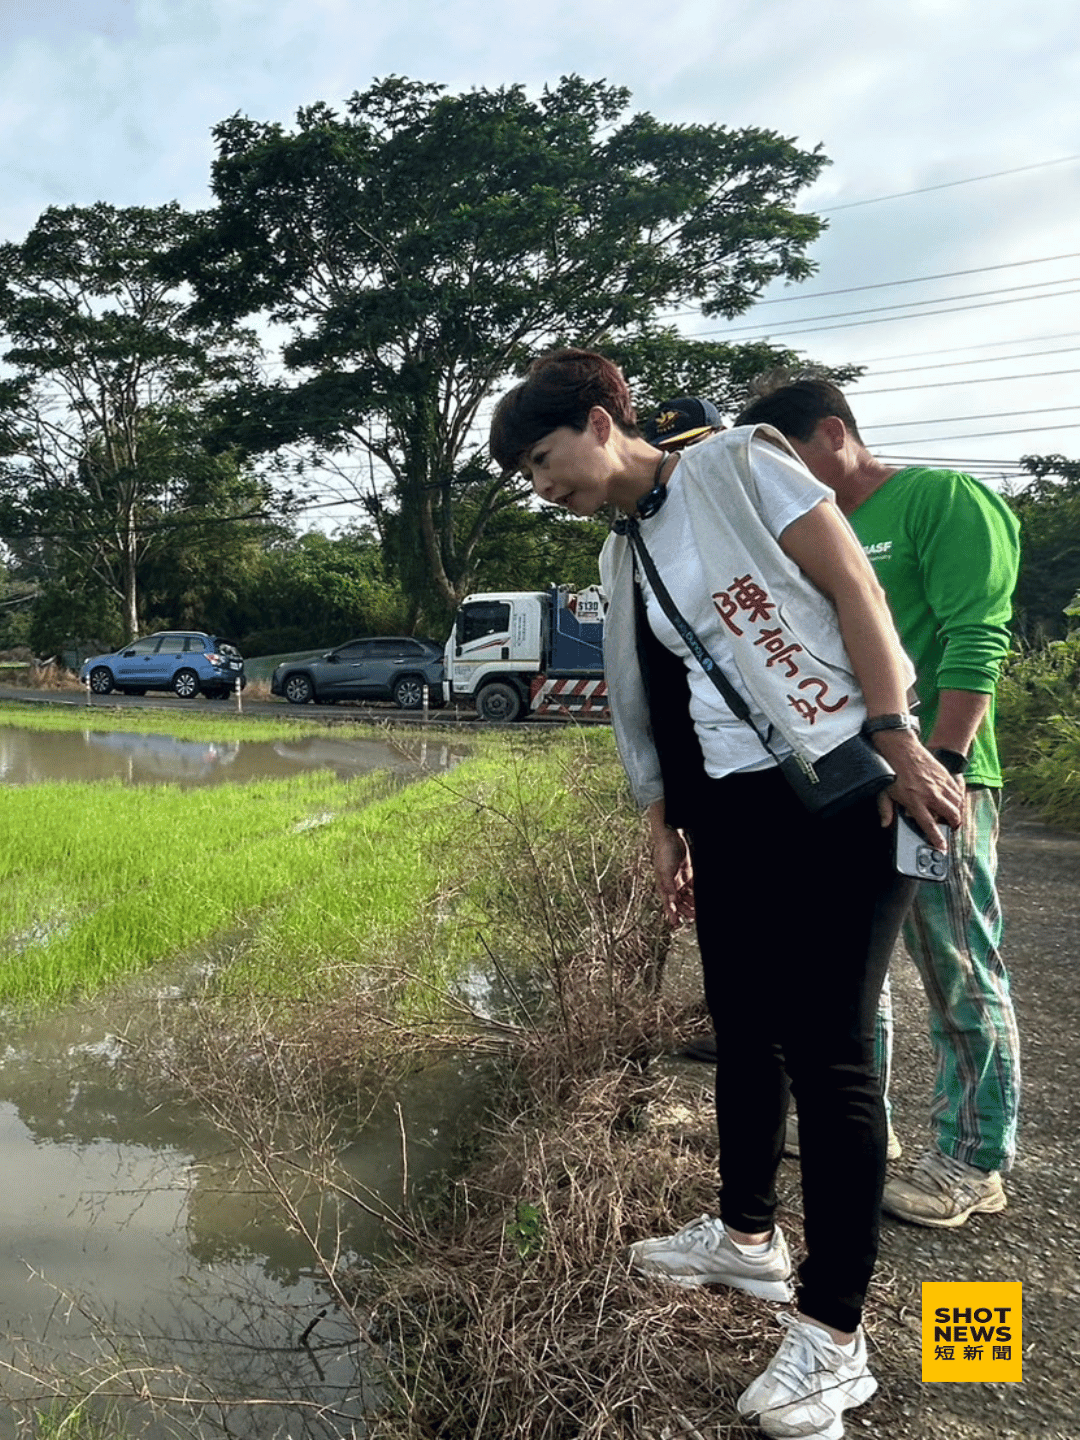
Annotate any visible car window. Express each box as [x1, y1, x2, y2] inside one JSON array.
[[364, 640, 408, 659], [459, 603, 510, 646], [334, 642, 366, 660], [157, 635, 187, 655], [126, 637, 160, 655], [182, 636, 209, 653]]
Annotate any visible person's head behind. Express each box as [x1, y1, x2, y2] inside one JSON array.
[[735, 379, 864, 446], [489, 348, 640, 473]]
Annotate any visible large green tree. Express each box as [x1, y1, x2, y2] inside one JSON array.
[[0, 202, 281, 644], [169, 75, 831, 614], [221, 530, 412, 655], [1006, 454, 1080, 640]]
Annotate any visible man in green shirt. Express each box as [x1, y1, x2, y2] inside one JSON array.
[[736, 380, 1021, 1229]]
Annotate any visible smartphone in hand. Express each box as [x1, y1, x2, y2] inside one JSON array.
[[894, 809, 950, 882]]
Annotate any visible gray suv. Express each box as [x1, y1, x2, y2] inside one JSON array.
[[271, 637, 445, 708]]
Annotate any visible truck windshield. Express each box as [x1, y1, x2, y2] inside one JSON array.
[[459, 602, 510, 646]]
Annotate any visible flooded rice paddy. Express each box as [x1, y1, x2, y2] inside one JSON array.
[[0, 717, 477, 1435], [0, 722, 462, 789]]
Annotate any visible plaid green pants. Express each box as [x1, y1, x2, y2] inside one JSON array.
[[877, 787, 1020, 1172]]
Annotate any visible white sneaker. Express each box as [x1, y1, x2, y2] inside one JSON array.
[[737, 1313, 877, 1439], [628, 1215, 794, 1301]]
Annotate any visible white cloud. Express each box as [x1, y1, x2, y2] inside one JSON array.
[[0, 0, 1078, 467]]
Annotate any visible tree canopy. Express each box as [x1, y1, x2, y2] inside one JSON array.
[[169, 75, 832, 617], [0, 202, 282, 646], [1006, 454, 1080, 640]]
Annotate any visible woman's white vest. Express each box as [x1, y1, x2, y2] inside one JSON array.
[[600, 424, 914, 810]]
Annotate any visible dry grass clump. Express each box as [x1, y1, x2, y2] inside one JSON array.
[[111, 733, 803, 1437], [359, 1054, 790, 1440], [0, 654, 84, 690]]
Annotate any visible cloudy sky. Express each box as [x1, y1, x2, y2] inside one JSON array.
[[2, 0, 1078, 490]]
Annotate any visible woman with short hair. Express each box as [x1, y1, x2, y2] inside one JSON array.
[[490, 348, 962, 1440]]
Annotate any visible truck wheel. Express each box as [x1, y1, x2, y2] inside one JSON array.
[[476, 681, 523, 723]]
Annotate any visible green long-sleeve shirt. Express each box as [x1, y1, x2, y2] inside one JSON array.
[[849, 466, 1020, 788]]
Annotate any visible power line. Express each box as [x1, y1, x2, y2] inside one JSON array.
[[814, 155, 1080, 212], [748, 252, 1080, 307], [863, 344, 1080, 379], [862, 405, 1080, 431], [874, 422, 1080, 445], [704, 282, 1080, 341], [659, 253, 1080, 323], [853, 366, 1080, 396], [858, 329, 1080, 366]]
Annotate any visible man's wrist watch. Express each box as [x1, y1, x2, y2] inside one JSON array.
[[931, 746, 969, 776], [862, 712, 921, 737]]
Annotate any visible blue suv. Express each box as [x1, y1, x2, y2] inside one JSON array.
[[80, 632, 245, 700]]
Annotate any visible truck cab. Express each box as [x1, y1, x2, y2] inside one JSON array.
[[446, 586, 606, 722]]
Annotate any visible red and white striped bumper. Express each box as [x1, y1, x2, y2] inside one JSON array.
[[529, 676, 609, 716]]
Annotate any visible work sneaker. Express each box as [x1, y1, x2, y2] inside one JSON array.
[[737, 1313, 877, 1440], [783, 1113, 902, 1161], [628, 1215, 794, 1301], [882, 1148, 1006, 1228]]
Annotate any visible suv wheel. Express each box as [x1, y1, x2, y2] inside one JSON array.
[[173, 668, 200, 700], [476, 681, 524, 723], [284, 673, 314, 704], [89, 666, 114, 695], [392, 675, 425, 710]]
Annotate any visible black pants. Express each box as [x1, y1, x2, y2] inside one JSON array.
[[688, 768, 915, 1333]]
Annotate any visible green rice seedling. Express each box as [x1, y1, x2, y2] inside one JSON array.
[[0, 771, 395, 1006]]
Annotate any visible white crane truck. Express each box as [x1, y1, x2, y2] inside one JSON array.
[[444, 584, 607, 722]]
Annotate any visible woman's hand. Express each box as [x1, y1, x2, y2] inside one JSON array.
[[871, 730, 964, 850], [652, 823, 695, 927]]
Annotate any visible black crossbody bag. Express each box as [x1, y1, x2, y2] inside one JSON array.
[[617, 514, 895, 820]]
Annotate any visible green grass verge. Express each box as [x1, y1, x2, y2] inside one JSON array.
[[0, 704, 629, 1012], [0, 697, 410, 745]]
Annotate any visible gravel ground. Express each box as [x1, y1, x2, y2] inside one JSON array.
[[658, 798, 1078, 1440]]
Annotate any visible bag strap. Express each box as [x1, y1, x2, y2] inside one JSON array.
[[614, 513, 783, 765]]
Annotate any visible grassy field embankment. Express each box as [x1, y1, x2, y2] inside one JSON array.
[[2, 701, 685, 1436], [15, 673, 1076, 1439], [0, 704, 659, 1026]]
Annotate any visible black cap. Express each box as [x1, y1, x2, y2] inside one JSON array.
[[642, 396, 726, 448]]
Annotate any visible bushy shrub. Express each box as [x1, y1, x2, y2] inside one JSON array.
[[998, 634, 1080, 828]]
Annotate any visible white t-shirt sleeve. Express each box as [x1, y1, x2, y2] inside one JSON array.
[[748, 434, 833, 540]]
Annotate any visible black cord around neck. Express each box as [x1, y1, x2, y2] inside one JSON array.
[[634, 453, 670, 520]]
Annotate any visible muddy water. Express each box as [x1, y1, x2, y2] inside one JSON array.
[[0, 724, 464, 787], [0, 999, 488, 1435], [0, 722, 479, 1434]]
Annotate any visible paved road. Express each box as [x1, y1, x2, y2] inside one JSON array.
[[659, 799, 1078, 1439], [0, 684, 609, 729], [0, 684, 480, 727], [871, 800, 1080, 1439]]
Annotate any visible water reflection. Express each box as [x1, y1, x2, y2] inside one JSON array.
[[0, 725, 466, 787], [0, 998, 488, 1435], [0, 718, 477, 1431]]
